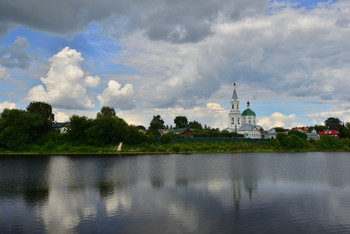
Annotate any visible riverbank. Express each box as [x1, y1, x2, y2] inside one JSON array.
[[1, 139, 349, 155]]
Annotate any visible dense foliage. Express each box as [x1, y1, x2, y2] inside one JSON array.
[[1, 104, 350, 154]]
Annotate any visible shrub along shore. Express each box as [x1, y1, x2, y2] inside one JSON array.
[[1, 135, 350, 155]]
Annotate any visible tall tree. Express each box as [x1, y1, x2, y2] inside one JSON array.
[[67, 115, 92, 145], [0, 109, 45, 150], [26, 101, 54, 134], [174, 116, 188, 128], [188, 120, 202, 129], [97, 106, 116, 118], [149, 115, 165, 136], [325, 117, 342, 131], [87, 116, 128, 146]]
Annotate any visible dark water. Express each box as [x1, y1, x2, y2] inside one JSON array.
[[1, 153, 350, 233]]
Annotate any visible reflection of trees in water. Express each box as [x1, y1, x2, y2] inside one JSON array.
[[152, 178, 164, 188], [22, 158, 50, 207], [0, 157, 51, 206], [176, 178, 188, 187], [23, 182, 49, 206], [98, 180, 128, 199], [150, 157, 165, 189], [231, 156, 258, 220]]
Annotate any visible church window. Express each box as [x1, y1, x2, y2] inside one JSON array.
[[237, 104, 239, 109], [232, 104, 234, 109], [231, 118, 234, 124], [238, 118, 240, 124]]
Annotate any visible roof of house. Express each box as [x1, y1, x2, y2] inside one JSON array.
[[318, 130, 340, 135], [52, 122, 68, 128], [238, 124, 259, 131], [292, 127, 309, 132], [172, 128, 193, 134]]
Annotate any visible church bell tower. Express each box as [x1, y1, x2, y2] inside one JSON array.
[[228, 83, 242, 132]]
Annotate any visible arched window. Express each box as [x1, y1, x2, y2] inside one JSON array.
[[231, 118, 234, 124], [238, 118, 240, 124], [232, 104, 234, 109]]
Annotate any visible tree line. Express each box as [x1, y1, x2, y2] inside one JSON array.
[[0, 102, 239, 152], [0, 103, 147, 151], [1, 101, 350, 152]]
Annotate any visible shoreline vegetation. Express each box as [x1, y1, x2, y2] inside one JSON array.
[[2, 102, 350, 156], [1, 136, 350, 155]]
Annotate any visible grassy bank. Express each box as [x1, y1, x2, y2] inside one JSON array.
[[1, 138, 350, 155]]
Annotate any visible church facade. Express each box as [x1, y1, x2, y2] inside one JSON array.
[[226, 83, 261, 139]]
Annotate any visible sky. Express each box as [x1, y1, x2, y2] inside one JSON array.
[[0, 0, 349, 130]]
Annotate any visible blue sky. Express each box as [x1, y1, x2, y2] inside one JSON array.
[[0, 0, 349, 129]]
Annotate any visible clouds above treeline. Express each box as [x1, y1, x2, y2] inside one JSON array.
[[1, 0, 350, 129]]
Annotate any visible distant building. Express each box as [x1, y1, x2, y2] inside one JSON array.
[[318, 129, 340, 138], [52, 122, 68, 133], [292, 127, 309, 132], [266, 128, 278, 139], [172, 128, 194, 138], [158, 128, 194, 138], [226, 83, 261, 139], [306, 129, 320, 140]]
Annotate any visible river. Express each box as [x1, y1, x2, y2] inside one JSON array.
[[1, 152, 350, 233]]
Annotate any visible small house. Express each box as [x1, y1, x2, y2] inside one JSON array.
[[318, 129, 340, 138], [172, 128, 194, 138], [52, 122, 68, 134]]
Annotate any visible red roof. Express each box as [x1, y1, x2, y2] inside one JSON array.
[[318, 130, 340, 135], [292, 127, 309, 132]]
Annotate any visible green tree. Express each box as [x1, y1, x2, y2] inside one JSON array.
[[137, 125, 146, 131], [88, 116, 128, 146], [0, 109, 45, 150], [97, 106, 116, 118], [276, 132, 288, 147], [274, 127, 287, 133], [159, 131, 173, 144], [188, 120, 202, 129], [124, 125, 148, 144], [288, 129, 307, 140], [325, 117, 342, 131], [318, 135, 342, 150], [67, 115, 92, 145], [285, 134, 308, 149], [174, 116, 188, 128], [343, 122, 350, 138], [26, 101, 54, 134], [309, 125, 325, 133], [148, 115, 165, 136]]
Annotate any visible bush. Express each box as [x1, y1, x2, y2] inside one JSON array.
[[41, 140, 56, 152], [171, 144, 181, 152], [285, 135, 308, 149], [160, 132, 173, 144], [276, 133, 288, 147], [318, 135, 342, 150], [288, 130, 307, 140]]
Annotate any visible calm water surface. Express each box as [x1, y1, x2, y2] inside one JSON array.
[[1, 152, 350, 233]]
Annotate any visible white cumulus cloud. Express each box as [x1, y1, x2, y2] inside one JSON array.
[[85, 76, 100, 88], [0, 101, 16, 112], [97, 80, 135, 110], [27, 47, 98, 109], [257, 112, 303, 130]]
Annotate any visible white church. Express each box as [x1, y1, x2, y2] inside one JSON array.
[[226, 83, 262, 139]]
